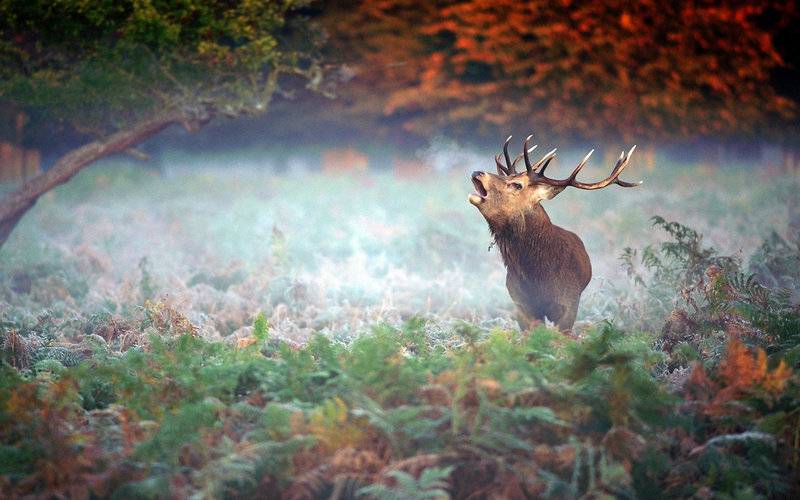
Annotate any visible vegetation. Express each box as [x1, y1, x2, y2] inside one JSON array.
[[1, 1, 798, 498], [316, 0, 797, 144], [0, 0, 326, 246], [1, 161, 798, 498]]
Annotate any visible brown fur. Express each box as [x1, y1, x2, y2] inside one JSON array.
[[470, 171, 591, 331]]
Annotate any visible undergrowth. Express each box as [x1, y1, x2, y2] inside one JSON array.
[[1, 204, 799, 497], [1, 315, 798, 497]]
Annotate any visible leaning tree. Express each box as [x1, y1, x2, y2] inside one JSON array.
[[0, 0, 327, 247]]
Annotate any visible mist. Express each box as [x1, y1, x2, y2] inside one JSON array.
[[2, 139, 791, 343]]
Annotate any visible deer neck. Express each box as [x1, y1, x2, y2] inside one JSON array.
[[492, 204, 554, 274]]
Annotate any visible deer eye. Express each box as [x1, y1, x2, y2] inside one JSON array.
[[508, 182, 524, 191]]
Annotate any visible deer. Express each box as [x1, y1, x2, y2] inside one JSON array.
[[469, 134, 641, 332]]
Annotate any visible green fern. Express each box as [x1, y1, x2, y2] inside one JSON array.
[[253, 312, 269, 343], [357, 466, 453, 500], [351, 394, 450, 456]]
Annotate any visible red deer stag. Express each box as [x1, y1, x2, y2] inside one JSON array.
[[469, 134, 641, 331]]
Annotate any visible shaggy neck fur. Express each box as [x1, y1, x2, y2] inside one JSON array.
[[489, 204, 554, 277]]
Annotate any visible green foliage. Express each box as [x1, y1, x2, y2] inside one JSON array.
[[749, 231, 800, 292], [346, 322, 436, 405], [631, 219, 800, 366], [539, 441, 636, 499], [0, 0, 324, 135], [648, 216, 738, 285], [32, 358, 65, 375], [191, 436, 314, 498], [620, 216, 740, 327], [565, 323, 671, 430], [716, 272, 800, 362], [135, 398, 221, 464], [34, 346, 81, 367], [621, 216, 724, 287], [253, 312, 269, 343], [352, 394, 450, 456], [358, 466, 453, 500], [0, 310, 797, 497], [620, 216, 800, 362]]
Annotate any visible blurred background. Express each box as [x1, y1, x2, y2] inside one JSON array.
[[1, 0, 798, 342], [3, 1, 799, 174]]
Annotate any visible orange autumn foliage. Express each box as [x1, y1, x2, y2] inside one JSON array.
[[689, 337, 793, 417], [0, 377, 117, 497], [321, 0, 797, 143], [717, 338, 792, 396]]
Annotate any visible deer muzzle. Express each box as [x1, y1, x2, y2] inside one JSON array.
[[469, 171, 488, 205]]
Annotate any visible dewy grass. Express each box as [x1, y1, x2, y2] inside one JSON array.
[[0, 157, 790, 341]]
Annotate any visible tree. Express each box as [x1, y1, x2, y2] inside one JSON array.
[[299, 0, 444, 148], [321, 0, 796, 147], [767, 1, 800, 169], [0, 0, 327, 247]]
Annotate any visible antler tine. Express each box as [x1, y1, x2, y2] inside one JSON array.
[[503, 135, 515, 174], [607, 145, 634, 178], [567, 144, 641, 190], [531, 148, 558, 175], [612, 145, 642, 187], [627, 144, 637, 162], [615, 178, 643, 187], [564, 149, 594, 182], [512, 136, 532, 171], [511, 153, 524, 172], [523, 134, 534, 173], [495, 154, 509, 175]]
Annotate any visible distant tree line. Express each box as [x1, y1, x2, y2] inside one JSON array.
[[312, 0, 798, 149]]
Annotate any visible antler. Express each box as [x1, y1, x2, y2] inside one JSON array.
[[496, 135, 536, 176], [497, 133, 642, 189], [529, 145, 641, 189]]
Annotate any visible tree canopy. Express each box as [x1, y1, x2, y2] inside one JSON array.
[[320, 0, 797, 144], [0, 0, 324, 135]]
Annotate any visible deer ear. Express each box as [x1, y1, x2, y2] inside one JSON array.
[[529, 184, 565, 203]]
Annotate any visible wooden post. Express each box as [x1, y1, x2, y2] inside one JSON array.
[[0, 111, 39, 183], [321, 147, 369, 174], [0, 141, 23, 183], [393, 156, 430, 179], [0, 142, 40, 183], [0, 141, 10, 182], [643, 144, 656, 171], [784, 146, 797, 175], [23, 149, 41, 180], [14, 111, 24, 143]]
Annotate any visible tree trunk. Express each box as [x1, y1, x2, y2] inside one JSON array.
[[0, 113, 184, 248], [643, 144, 656, 171], [783, 145, 797, 176]]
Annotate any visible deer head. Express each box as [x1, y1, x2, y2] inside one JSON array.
[[469, 134, 641, 231]]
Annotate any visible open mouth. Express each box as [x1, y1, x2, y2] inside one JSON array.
[[469, 173, 487, 205]]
